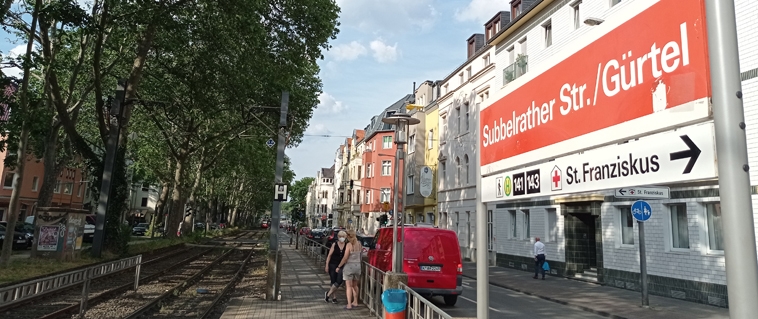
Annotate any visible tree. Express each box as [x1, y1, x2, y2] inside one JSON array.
[[284, 177, 313, 225]]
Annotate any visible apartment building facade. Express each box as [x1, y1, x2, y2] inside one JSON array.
[[333, 143, 347, 226], [305, 166, 335, 228], [476, 0, 758, 307], [347, 130, 365, 230], [404, 81, 439, 225], [360, 95, 412, 234], [437, 12, 507, 261]]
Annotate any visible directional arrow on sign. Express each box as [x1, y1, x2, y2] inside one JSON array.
[[669, 135, 701, 174], [618, 189, 626, 196]]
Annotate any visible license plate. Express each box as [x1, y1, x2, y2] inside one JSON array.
[[420, 265, 442, 272], [16, 240, 26, 243]]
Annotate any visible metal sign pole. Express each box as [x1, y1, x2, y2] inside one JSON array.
[[705, 0, 758, 316], [266, 91, 289, 301], [638, 220, 649, 307], [475, 104, 489, 319]]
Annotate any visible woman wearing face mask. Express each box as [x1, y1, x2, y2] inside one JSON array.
[[324, 230, 347, 303], [336, 229, 363, 310]]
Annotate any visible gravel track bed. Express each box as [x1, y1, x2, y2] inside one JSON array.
[[1, 247, 207, 319], [206, 249, 268, 319], [137, 248, 252, 318], [76, 249, 227, 319]]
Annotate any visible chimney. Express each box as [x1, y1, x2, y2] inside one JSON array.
[[466, 34, 485, 59]]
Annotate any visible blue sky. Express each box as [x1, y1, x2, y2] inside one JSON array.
[[0, 0, 508, 180], [291, 0, 506, 180]]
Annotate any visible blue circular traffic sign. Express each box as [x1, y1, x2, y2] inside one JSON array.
[[631, 200, 652, 222]]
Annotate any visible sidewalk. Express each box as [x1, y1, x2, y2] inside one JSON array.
[[462, 262, 730, 319], [220, 243, 373, 319]]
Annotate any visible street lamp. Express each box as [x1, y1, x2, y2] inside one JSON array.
[[381, 112, 419, 273]]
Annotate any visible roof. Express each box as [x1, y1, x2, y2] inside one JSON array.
[[321, 165, 335, 179], [487, 0, 544, 46], [363, 94, 414, 141], [353, 129, 365, 143]]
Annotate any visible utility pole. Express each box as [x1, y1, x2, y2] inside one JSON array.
[[92, 79, 127, 258], [266, 91, 289, 301], [475, 100, 489, 319], [705, 1, 758, 317]]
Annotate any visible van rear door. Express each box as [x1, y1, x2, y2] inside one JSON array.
[[403, 229, 461, 290]]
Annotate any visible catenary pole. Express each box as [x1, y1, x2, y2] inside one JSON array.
[[476, 102, 489, 319], [704, 0, 758, 316], [92, 79, 127, 257], [267, 91, 289, 300]]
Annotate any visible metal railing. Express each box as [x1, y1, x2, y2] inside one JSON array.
[[401, 282, 454, 319], [503, 55, 529, 84], [361, 261, 386, 318], [0, 255, 142, 309]]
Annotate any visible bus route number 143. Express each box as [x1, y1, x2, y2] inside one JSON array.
[[513, 169, 541, 196]]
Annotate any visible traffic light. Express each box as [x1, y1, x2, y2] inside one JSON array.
[[376, 214, 389, 226], [349, 180, 354, 189]]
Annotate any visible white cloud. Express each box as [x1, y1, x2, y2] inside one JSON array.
[[336, 0, 437, 35], [329, 41, 367, 61], [369, 39, 399, 63], [455, 0, 503, 23], [3, 45, 26, 79], [316, 92, 347, 113], [306, 123, 332, 135]]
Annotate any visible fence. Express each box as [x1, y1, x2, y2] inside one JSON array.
[[295, 232, 456, 319]]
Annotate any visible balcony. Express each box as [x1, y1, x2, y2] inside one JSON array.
[[503, 55, 528, 84]]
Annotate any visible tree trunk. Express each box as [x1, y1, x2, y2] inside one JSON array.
[[185, 157, 204, 233], [37, 122, 65, 208], [0, 0, 39, 266], [151, 183, 169, 238], [229, 181, 243, 226], [167, 157, 186, 238]]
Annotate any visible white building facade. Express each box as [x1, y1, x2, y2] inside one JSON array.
[[477, 0, 758, 308], [305, 166, 335, 228], [437, 13, 507, 261]]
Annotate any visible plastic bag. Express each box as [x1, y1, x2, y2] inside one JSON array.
[[543, 261, 550, 271], [381, 289, 407, 314]]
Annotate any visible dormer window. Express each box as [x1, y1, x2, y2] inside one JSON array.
[[512, 0, 522, 19], [467, 39, 475, 57]]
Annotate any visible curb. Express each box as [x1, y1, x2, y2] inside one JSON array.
[[461, 273, 629, 319]]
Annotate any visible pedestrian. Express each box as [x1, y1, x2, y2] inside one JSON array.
[[336, 229, 363, 310], [533, 237, 546, 280], [324, 230, 347, 303]]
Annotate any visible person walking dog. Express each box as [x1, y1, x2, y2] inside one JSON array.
[[533, 237, 546, 280], [324, 231, 347, 303]]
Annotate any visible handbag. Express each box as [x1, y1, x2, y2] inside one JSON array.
[[542, 261, 550, 271]]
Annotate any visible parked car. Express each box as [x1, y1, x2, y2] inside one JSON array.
[[0, 222, 33, 248], [0, 224, 29, 250], [306, 228, 325, 245], [261, 221, 269, 229], [132, 223, 149, 236], [357, 234, 375, 258], [298, 227, 310, 236], [367, 224, 463, 306]]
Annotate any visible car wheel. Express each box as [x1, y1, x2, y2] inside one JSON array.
[[443, 295, 458, 306]]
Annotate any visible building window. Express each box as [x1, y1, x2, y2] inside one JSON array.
[[380, 188, 390, 203], [464, 103, 470, 132], [456, 108, 461, 135], [509, 210, 517, 238], [54, 180, 61, 194], [455, 157, 461, 185], [444, 84, 449, 95], [356, 190, 360, 204], [31, 176, 39, 191], [487, 210, 494, 251], [619, 206, 635, 245], [547, 208, 558, 242], [507, 46, 515, 65], [706, 203, 724, 251], [383, 136, 393, 149], [428, 129, 434, 149], [455, 212, 460, 234], [465, 67, 472, 81], [466, 211, 471, 247], [366, 190, 371, 204], [464, 155, 470, 184], [366, 164, 371, 178], [610, 0, 621, 7], [523, 210, 531, 239], [543, 20, 552, 47], [669, 204, 689, 249], [441, 115, 447, 144], [408, 134, 415, 154], [459, 72, 464, 85], [63, 182, 73, 195], [382, 160, 391, 176], [519, 37, 527, 55], [512, 0, 522, 19], [406, 174, 414, 194], [483, 54, 491, 67], [441, 161, 446, 183], [357, 166, 362, 179], [572, 1, 581, 30], [141, 197, 148, 207], [442, 212, 448, 229], [3, 172, 14, 188]]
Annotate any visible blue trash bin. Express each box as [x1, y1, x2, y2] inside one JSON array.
[[382, 289, 407, 316]]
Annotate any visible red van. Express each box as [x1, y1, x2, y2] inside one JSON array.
[[367, 225, 463, 306]]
